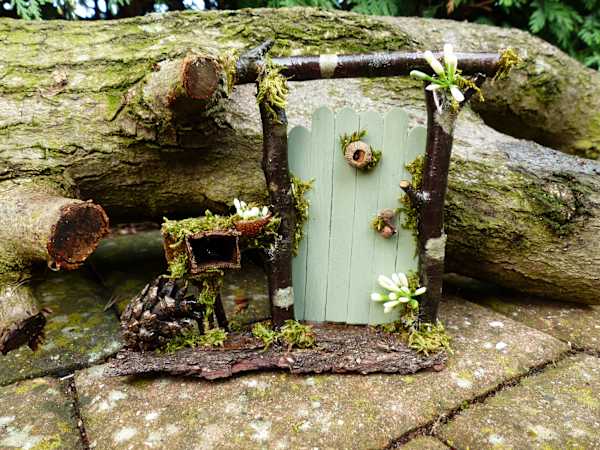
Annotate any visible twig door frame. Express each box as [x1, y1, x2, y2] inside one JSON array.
[[233, 41, 506, 326]]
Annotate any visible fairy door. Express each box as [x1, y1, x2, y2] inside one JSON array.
[[289, 107, 426, 325]]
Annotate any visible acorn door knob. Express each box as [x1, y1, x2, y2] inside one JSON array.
[[344, 140, 373, 169]]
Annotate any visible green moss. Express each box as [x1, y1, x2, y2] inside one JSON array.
[[406, 270, 420, 292], [256, 58, 289, 123], [31, 436, 62, 450], [407, 321, 452, 356], [162, 327, 228, 353], [398, 154, 425, 232], [340, 129, 367, 154], [291, 175, 314, 255], [252, 321, 278, 350], [217, 8, 415, 57], [162, 211, 236, 245], [251, 320, 316, 351], [526, 173, 592, 236], [494, 48, 521, 81], [168, 253, 188, 278], [280, 320, 316, 350], [219, 48, 239, 94]]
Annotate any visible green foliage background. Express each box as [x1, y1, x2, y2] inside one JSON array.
[[4, 0, 600, 69]]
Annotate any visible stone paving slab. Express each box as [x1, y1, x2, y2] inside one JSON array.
[[401, 436, 449, 449], [0, 271, 122, 386], [438, 353, 600, 450], [75, 296, 568, 450], [0, 377, 81, 449], [474, 294, 600, 351]]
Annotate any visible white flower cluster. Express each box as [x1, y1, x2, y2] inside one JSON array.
[[410, 44, 465, 104], [371, 272, 426, 314], [233, 198, 269, 220]]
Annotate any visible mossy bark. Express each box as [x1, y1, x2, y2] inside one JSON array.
[[1, 9, 599, 304]]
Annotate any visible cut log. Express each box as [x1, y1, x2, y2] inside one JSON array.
[[0, 184, 109, 273], [0, 277, 49, 355], [0, 9, 599, 304], [0, 184, 109, 354], [107, 324, 447, 380]]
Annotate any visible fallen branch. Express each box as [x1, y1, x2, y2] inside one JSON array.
[[107, 324, 446, 380]]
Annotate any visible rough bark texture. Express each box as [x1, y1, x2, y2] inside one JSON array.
[[107, 324, 447, 380], [259, 101, 295, 326], [1, 9, 599, 304]]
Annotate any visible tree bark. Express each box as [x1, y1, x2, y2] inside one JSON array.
[[107, 324, 447, 380], [0, 9, 599, 305], [259, 100, 295, 326]]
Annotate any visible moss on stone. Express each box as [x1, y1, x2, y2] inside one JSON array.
[[216, 8, 415, 57]]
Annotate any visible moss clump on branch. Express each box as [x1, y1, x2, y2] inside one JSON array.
[[495, 48, 521, 81], [257, 59, 289, 123], [251, 320, 316, 351], [399, 154, 425, 232], [291, 175, 313, 255], [219, 48, 239, 94]]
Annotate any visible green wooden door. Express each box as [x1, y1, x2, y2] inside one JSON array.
[[289, 107, 426, 325]]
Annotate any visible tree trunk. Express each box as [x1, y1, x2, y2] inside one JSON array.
[[0, 9, 598, 305]]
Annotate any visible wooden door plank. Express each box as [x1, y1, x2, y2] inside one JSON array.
[[288, 125, 312, 321], [324, 108, 359, 323], [395, 126, 427, 277], [345, 110, 384, 324], [303, 107, 335, 322], [368, 108, 409, 325]]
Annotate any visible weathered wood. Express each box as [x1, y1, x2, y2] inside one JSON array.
[[107, 324, 446, 380]]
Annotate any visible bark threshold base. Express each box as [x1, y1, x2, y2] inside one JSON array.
[[107, 323, 447, 380]]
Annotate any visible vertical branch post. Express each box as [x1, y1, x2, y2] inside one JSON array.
[[258, 98, 295, 327], [416, 89, 459, 323]]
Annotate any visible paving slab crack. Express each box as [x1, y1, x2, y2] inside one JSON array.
[[63, 373, 91, 450], [386, 347, 579, 448]]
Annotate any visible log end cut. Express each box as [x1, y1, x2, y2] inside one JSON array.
[[0, 310, 48, 355], [47, 201, 109, 271]]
